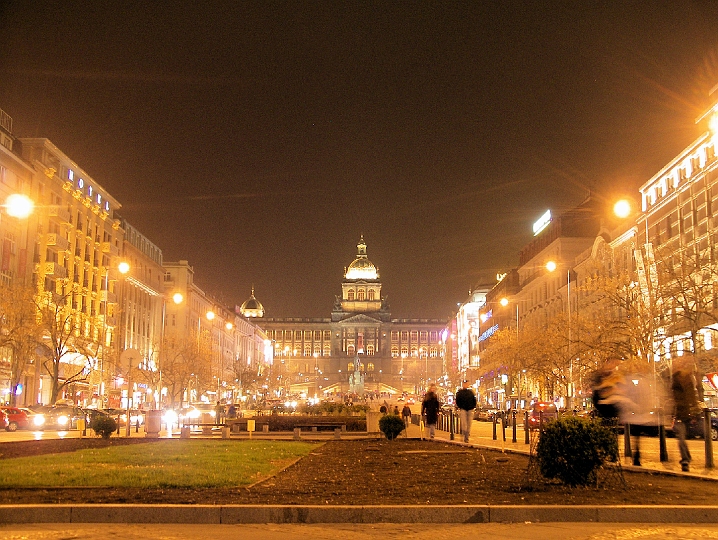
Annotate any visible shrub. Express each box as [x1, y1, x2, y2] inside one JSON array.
[[379, 414, 405, 440], [91, 415, 118, 439], [536, 415, 618, 486]]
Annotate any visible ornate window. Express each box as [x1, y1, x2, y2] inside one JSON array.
[[367, 363, 375, 371], [368, 289, 375, 300], [347, 289, 355, 301], [347, 344, 355, 355], [391, 347, 399, 357], [366, 344, 375, 355], [348, 362, 355, 372], [357, 289, 365, 301]]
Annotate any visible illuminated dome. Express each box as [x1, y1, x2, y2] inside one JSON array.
[[345, 236, 379, 280], [240, 287, 264, 317]]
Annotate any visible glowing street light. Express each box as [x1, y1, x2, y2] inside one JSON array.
[[4, 194, 34, 219], [613, 199, 632, 219], [206, 310, 215, 321], [118, 261, 130, 275], [172, 292, 184, 304]]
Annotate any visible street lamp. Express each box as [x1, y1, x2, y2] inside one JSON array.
[[4, 193, 34, 219]]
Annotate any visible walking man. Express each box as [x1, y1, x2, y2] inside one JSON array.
[[455, 381, 477, 443]]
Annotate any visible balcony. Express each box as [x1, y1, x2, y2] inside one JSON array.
[[47, 205, 72, 225], [45, 233, 70, 252], [101, 242, 120, 257], [103, 314, 118, 327], [44, 261, 67, 279]]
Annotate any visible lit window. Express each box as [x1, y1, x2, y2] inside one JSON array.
[[357, 290, 365, 301], [347, 290, 355, 301], [348, 362, 355, 372], [367, 363, 374, 372], [368, 289, 375, 300]]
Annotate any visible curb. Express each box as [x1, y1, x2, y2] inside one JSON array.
[[3, 504, 718, 524]]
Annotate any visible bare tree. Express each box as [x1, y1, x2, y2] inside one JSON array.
[[34, 290, 98, 404], [0, 282, 42, 405]]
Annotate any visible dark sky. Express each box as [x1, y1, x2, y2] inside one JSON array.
[[1, 2, 718, 319]]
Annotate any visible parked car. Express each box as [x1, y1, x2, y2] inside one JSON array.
[[527, 401, 558, 429], [670, 410, 718, 441], [474, 408, 500, 422], [30, 405, 85, 430], [0, 406, 30, 431]]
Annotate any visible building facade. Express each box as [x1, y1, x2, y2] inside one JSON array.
[[252, 237, 446, 398]]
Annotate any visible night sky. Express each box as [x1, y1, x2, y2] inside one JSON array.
[[1, 2, 718, 319]]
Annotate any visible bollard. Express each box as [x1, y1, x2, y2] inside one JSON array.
[[705, 408, 714, 469], [135, 418, 140, 433], [512, 411, 517, 443], [492, 414, 497, 440], [624, 423, 632, 459], [449, 409, 455, 441], [501, 415, 506, 442], [524, 410, 529, 444], [293, 427, 301, 441], [180, 426, 190, 439], [334, 428, 342, 439], [263, 424, 269, 433]]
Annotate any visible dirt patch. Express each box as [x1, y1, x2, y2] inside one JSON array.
[[1, 438, 716, 505]]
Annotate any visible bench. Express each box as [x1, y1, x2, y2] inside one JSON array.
[[224, 419, 270, 433], [294, 423, 347, 433]]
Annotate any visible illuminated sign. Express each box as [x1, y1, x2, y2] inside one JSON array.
[[533, 210, 551, 236]]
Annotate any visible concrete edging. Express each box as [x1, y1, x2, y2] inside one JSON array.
[[3, 504, 718, 524]]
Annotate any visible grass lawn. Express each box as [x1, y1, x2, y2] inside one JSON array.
[[0, 440, 317, 488]]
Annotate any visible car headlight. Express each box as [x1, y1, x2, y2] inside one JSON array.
[[163, 410, 178, 423], [33, 415, 45, 426], [187, 409, 201, 419], [58, 415, 69, 426]]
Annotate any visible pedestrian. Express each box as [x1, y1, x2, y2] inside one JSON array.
[[672, 357, 701, 472], [421, 386, 441, 439], [455, 380, 477, 443], [393, 405, 400, 416], [401, 403, 412, 430], [379, 404, 388, 414], [591, 359, 622, 424], [227, 403, 237, 419], [215, 401, 224, 424]]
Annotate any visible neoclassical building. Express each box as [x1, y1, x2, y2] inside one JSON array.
[[247, 237, 447, 397]]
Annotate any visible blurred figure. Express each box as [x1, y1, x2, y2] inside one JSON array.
[[455, 380, 477, 443], [591, 360, 622, 422], [672, 357, 701, 472], [618, 373, 657, 467], [421, 386, 441, 439]]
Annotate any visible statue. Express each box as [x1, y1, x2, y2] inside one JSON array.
[[349, 355, 365, 395]]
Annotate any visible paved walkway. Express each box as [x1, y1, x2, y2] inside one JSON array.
[[410, 418, 718, 481]]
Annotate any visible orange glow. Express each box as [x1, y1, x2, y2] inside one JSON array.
[[5, 194, 34, 218], [118, 261, 130, 274], [500, 298, 509, 307], [613, 199, 631, 219], [172, 292, 184, 304], [545, 261, 557, 272]]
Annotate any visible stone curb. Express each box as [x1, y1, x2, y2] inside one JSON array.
[[3, 505, 718, 524]]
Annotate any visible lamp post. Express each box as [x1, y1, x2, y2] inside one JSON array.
[[157, 292, 184, 410], [545, 261, 574, 408]]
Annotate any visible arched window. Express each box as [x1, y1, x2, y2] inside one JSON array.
[[366, 344, 375, 355], [323, 345, 331, 356], [401, 346, 408, 357], [348, 362, 355, 372], [359, 363, 364, 371], [347, 290, 355, 301], [347, 344, 355, 355], [367, 362, 375, 371], [368, 289, 375, 300], [391, 347, 399, 357], [357, 289, 365, 301], [411, 347, 418, 357]]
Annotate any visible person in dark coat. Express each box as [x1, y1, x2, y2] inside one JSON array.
[[672, 358, 701, 472], [455, 381, 477, 443], [421, 386, 441, 439], [401, 403, 412, 429]]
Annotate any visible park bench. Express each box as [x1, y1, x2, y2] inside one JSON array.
[[224, 418, 270, 433], [294, 422, 347, 432]]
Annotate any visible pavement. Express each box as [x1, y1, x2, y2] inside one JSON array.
[[3, 418, 718, 527]]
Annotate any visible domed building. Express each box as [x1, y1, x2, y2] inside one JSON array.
[[256, 237, 447, 398], [239, 287, 265, 318]]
